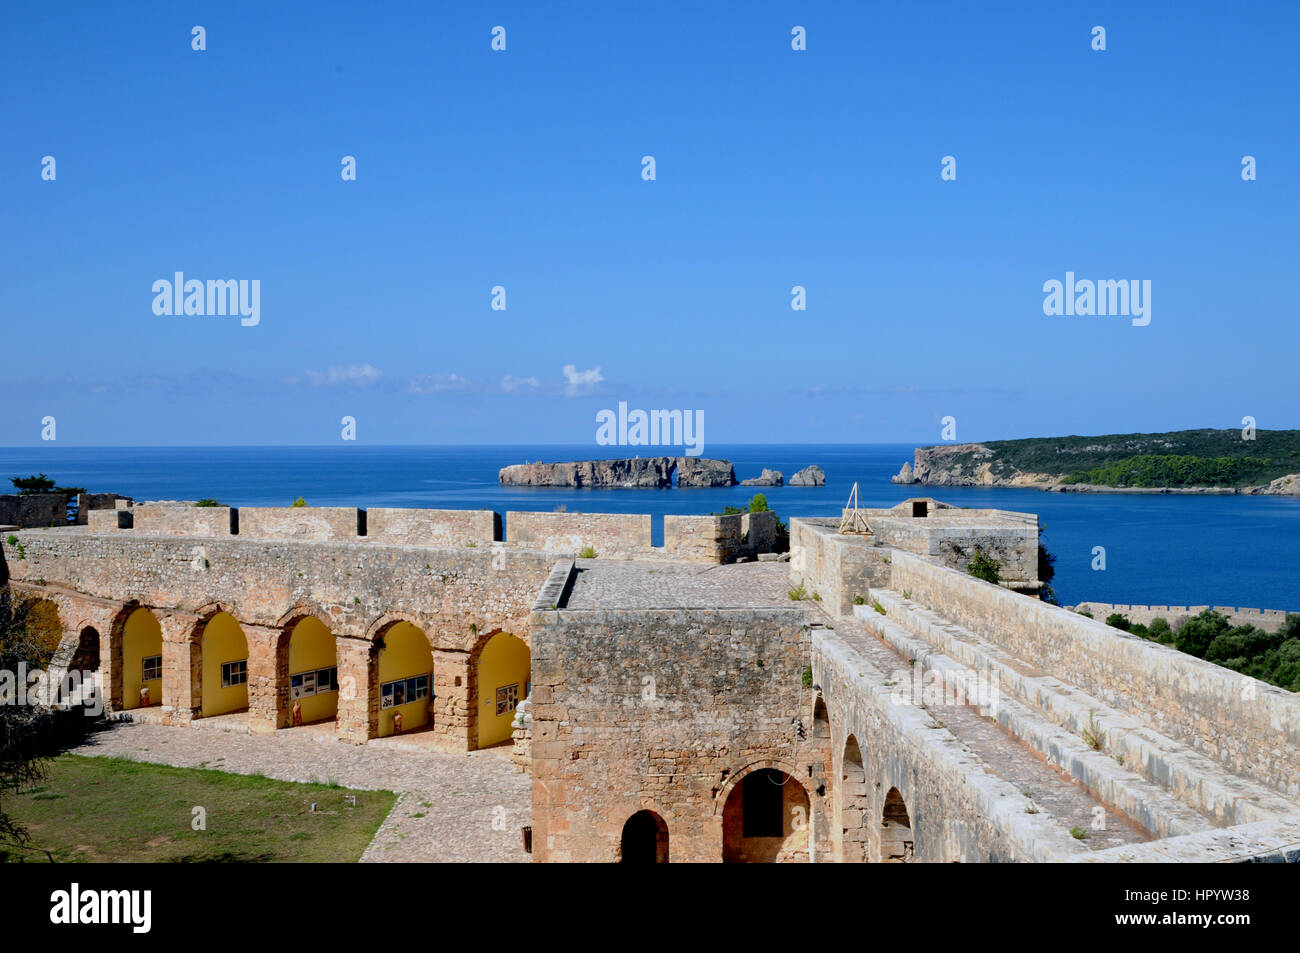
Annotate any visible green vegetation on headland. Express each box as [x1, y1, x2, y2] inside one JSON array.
[[1059, 454, 1275, 488], [1102, 610, 1300, 691], [925, 429, 1300, 489]]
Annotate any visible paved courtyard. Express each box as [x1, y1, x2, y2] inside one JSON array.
[[69, 722, 532, 863]]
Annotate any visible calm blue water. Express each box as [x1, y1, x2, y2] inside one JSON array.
[[3, 444, 1297, 611]]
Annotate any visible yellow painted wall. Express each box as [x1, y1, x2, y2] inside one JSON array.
[[376, 621, 432, 737], [200, 612, 249, 717], [289, 617, 337, 724], [477, 632, 530, 748], [122, 609, 162, 710]]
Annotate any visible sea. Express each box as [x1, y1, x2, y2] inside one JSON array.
[[2, 444, 1297, 612]]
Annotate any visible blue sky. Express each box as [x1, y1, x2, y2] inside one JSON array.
[[2, 1, 1297, 447]]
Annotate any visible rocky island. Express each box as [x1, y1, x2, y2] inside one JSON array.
[[499, 457, 826, 489], [891, 429, 1300, 495]]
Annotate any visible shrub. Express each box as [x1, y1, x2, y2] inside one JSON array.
[[788, 582, 808, 601], [1105, 613, 1132, 632], [801, 666, 813, 690], [194, 499, 222, 507], [967, 550, 1000, 585], [577, 545, 597, 559], [291, 497, 307, 508]]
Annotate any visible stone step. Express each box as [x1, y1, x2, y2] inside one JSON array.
[[855, 603, 1214, 839], [860, 589, 1297, 828]]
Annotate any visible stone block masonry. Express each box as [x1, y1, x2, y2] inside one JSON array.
[[134, 504, 236, 537], [367, 508, 500, 547], [529, 605, 826, 862], [507, 511, 652, 558], [0, 494, 66, 528], [238, 506, 364, 540]]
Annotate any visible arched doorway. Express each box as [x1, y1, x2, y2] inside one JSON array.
[[70, 626, 101, 672], [881, 787, 914, 862], [376, 621, 432, 737], [840, 736, 870, 862], [200, 612, 249, 717], [476, 631, 530, 748], [619, 810, 669, 863], [286, 617, 338, 726], [722, 767, 811, 863], [122, 608, 163, 710]]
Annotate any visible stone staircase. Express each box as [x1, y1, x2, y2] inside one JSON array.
[[858, 588, 1298, 834]]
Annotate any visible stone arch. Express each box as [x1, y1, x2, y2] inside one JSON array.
[[275, 604, 336, 632], [119, 606, 163, 711], [277, 615, 339, 729], [619, 810, 669, 863], [470, 629, 530, 749], [839, 735, 870, 862], [718, 760, 812, 863], [198, 611, 249, 718], [70, 625, 101, 671], [880, 787, 914, 862], [812, 695, 830, 740], [373, 619, 434, 737], [364, 611, 433, 645]]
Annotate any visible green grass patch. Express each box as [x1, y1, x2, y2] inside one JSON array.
[[1, 755, 396, 863]]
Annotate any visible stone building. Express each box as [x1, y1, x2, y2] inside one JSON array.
[[4, 496, 1298, 862]]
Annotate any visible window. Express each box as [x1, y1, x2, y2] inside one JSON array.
[[496, 682, 519, 717], [221, 659, 247, 688], [380, 673, 430, 710], [742, 769, 785, 838], [142, 655, 162, 682], [290, 666, 338, 699]]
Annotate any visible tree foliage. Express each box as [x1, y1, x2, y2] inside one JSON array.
[[1104, 609, 1300, 691]]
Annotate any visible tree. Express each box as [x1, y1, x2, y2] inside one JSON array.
[[1037, 525, 1058, 604], [0, 589, 57, 848], [10, 475, 55, 494]]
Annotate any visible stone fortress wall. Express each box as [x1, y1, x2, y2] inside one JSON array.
[[1073, 601, 1295, 633], [4, 493, 1298, 863]]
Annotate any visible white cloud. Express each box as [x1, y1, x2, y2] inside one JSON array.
[[303, 364, 384, 387], [500, 375, 541, 393], [562, 363, 603, 396], [408, 373, 470, 394]]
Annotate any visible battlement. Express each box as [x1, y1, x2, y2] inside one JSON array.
[[49, 503, 781, 564]]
